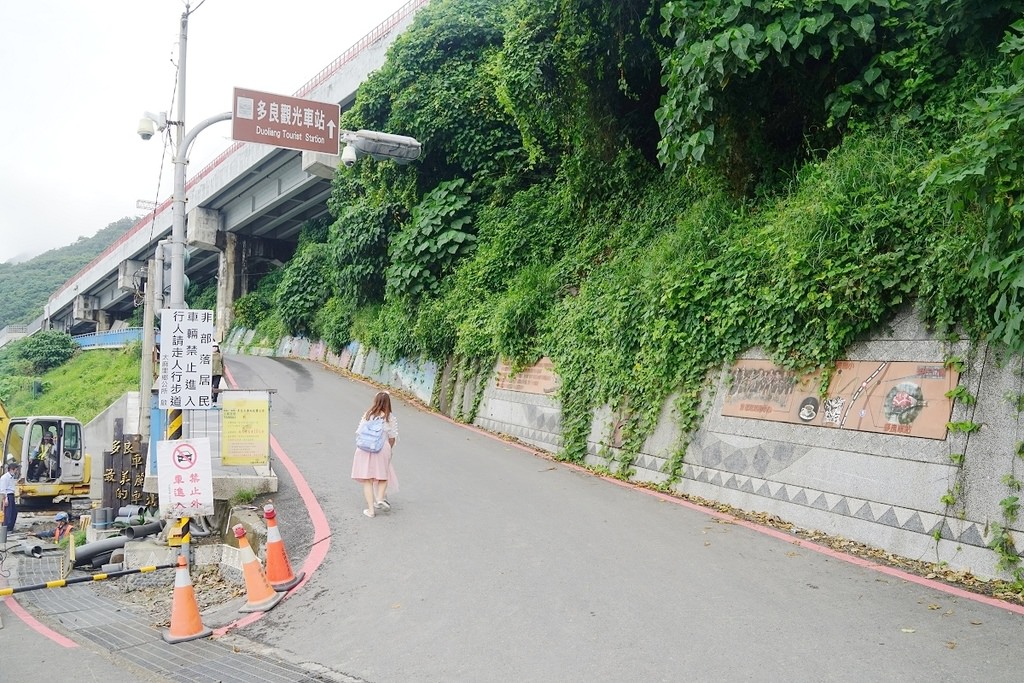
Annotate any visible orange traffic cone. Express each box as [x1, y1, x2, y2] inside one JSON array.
[[234, 524, 284, 613], [263, 504, 303, 592], [163, 555, 213, 643]]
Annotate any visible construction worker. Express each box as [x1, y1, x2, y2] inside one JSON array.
[[31, 511, 73, 543], [28, 432, 55, 481]]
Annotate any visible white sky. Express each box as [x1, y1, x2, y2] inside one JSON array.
[[0, 0, 413, 263]]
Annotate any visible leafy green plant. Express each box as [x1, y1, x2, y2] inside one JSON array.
[[186, 279, 217, 311], [314, 296, 357, 354], [386, 179, 476, 299], [15, 331, 78, 374], [233, 268, 283, 329], [945, 385, 977, 405], [947, 420, 982, 433], [275, 245, 335, 336], [925, 20, 1024, 353]]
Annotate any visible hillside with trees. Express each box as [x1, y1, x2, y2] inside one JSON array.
[[0, 216, 138, 328], [237, 0, 1020, 477]]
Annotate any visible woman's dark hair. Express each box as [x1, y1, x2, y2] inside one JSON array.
[[364, 391, 392, 420]]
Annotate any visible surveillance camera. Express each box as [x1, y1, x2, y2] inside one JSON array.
[[138, 117, 156, 141], [341, 144, 357, 168]]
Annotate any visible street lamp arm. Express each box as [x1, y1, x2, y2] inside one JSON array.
[[166, 111, 232, 310], [177, 112, 233, 163]]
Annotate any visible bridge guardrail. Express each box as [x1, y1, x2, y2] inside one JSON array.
[[74, 328, 144, 349]]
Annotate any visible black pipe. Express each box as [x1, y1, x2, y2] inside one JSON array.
[[122, 520, 165, 539], [73, 536, 128, 567]]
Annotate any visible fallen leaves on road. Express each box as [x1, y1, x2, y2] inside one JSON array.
[[634, 488, 1024, 608]]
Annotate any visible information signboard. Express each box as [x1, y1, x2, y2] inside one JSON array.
[[221, 390, 271, 466], [232, 87, 340, 154], [159, 309, 216, 409]]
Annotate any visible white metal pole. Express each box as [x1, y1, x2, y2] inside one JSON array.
[[169, 8, 189, 311]]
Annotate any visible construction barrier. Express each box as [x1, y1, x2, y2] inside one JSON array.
[[0, 563, 173, 597], [164, 555, 212, 644], [234, 524, 283, 613], [263, 504, 303, 591]]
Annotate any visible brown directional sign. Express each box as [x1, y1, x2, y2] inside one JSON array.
[[232, 87, 340, 154]]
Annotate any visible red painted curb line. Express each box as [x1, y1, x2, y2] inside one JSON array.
[[212, 363, 332, 636]]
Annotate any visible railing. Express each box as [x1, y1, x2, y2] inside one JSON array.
[[49, 0, 429, 304], [73, 328, 144, 349]]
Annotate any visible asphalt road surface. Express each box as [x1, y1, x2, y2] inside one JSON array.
[[225, 354, 1023, 683]]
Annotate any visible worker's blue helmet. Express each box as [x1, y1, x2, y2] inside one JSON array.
[[54, 512, 69, 522]]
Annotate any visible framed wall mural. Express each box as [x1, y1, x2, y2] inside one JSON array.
[[721, 359, 959, 440]]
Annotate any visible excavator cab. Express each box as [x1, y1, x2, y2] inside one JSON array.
[[5, 416, 90, 509]]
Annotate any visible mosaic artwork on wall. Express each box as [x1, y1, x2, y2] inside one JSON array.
[[495, 357, 559, 395], [721, 359, 959, 440]]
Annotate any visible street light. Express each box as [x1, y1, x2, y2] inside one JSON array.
[[138, 110, 232, 311], [341, 129, 422, 166]]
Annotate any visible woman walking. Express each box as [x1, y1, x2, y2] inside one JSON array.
[[351, 391, 399, 518]]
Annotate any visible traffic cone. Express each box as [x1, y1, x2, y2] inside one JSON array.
[[263, 504, 303, 592], [163, 555, 213, 643], [234, 524, 284, 613]]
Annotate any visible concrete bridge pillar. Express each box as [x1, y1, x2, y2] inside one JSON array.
[[95, 310, 112, 332], [217, 232, 244, 343]]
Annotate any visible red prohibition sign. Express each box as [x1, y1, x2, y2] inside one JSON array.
[[172, 444, 198, 470]]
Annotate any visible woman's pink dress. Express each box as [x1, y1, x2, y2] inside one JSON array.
[[350, 415, 399, 490]]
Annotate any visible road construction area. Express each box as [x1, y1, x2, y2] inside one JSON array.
[[2, 353, 1023, 682]]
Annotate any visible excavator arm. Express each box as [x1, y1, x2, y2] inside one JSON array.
[[0, 398, 9, 459]]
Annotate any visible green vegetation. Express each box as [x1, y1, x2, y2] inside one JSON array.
[[1, 337, 140, 424], [0, 217, 137, 327], [229, 488, 261, 507], [230, 0, 1024, 479]]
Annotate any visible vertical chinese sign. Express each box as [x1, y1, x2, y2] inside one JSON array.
[[156, 438, 214, 519], [102, 421, 155, 511], [159, 309, 216, 410], [221, 390, 271, 466]]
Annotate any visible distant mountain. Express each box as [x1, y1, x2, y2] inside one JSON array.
[[4, 251, 42, 265], [0, 216, 139, 328]]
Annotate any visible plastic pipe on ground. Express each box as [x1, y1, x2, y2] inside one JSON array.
[[122, 520, 165, 539], [73, 536, 128, 567]]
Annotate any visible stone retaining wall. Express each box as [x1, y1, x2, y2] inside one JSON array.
[[229, 311, 1023, 580]]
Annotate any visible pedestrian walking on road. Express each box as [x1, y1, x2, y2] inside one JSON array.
[[211, 342, 224, 405], [351, 391, 399, 518]]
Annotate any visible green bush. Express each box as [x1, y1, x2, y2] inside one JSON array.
[[314, 296, 357, 354]]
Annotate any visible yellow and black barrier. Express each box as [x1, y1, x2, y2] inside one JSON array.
[[0, 563, 174, 597]]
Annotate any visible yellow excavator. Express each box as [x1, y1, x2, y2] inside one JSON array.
[[1, 399, 91, 510]]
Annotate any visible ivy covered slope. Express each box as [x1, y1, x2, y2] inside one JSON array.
[[247, 0, 1024, 475]]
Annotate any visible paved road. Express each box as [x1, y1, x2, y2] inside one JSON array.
[[0, 588, 169, 681], [223, 354, 1023, 683]]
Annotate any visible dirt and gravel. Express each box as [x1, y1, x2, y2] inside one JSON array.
[[92, 555, 245, 628]]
